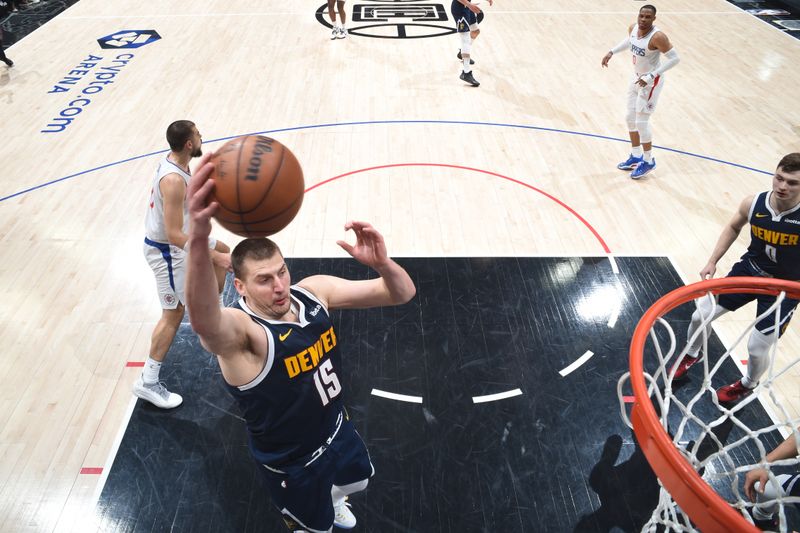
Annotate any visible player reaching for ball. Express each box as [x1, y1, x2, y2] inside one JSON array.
[[138, 120, 232, 409], [184, 153, 416, 532]]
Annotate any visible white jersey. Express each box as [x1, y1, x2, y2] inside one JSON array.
[[144, 155, 190, 243], [629, 25, 661, 76]]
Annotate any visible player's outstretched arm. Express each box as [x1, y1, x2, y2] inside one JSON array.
[[603, 24, 634, 67], [700, 195, 752, 279], [300, 221, 416, 310], [184, 155, 251, 356]]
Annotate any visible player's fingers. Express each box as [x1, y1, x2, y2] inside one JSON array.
[[192, 161, 215, 190], [347, 220, 371, 231], [336, 240, 355, 256], [197, 177, 216, 199], [198, 199, 218, 216]]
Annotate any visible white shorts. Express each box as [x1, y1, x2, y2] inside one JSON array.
[[144, 237, 185, 309], [627, 74, 665, 115]]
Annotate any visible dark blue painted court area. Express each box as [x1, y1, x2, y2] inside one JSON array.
[[96, 257, 790, 532]]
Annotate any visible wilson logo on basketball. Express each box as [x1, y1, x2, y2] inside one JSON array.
[[246, 137, 274, 181]]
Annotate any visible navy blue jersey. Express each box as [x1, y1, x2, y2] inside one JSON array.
[[743, 191, 800, 280], [224, 286, 344, 467]]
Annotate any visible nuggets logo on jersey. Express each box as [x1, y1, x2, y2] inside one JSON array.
[[284, 326, 338, 378]]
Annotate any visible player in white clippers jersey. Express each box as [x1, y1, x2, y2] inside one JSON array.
[[601, 5, 680, 179], [138, 120, 231, 409]]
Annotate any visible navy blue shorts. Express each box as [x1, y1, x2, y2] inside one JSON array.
[[256, 415, 374, 532], [451, 1, 484, 32], [718, 260, 798, 336]]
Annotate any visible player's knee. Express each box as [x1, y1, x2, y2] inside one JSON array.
[[625, 110, 637, 132], [470, 28, 480, 39], [635, 114, 652, 143], [460, 32, 471, 54], [162, 304, 185, 327], [691, 295, 720, 326]]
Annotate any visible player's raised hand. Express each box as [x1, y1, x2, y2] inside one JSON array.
[[336, 221, 389, 268]]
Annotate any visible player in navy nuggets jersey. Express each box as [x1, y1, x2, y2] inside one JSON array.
[[184, 156, 416, 532], [673, 153, 800, 403], [451, 0, 493, 87]]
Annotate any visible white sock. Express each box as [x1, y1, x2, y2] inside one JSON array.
[[643, 150, 653, 163], [631, 145, 643, 157], [741, 376, 757, 389], [463, 58, 471, 73], [142, 357, 162, 384]]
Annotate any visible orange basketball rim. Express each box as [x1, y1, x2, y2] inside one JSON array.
[[628, 276, 800, 533]]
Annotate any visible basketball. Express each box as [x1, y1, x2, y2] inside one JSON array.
[[209, 135, 304, 237]]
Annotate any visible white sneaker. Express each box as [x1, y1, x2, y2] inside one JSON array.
[[333, 498, 356, 529], [133, 378, 183, 409], [330, 27, 339, 40], [337, 27, 347, 39]]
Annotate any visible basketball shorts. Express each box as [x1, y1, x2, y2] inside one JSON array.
[[784, 474, 800, 501], [451, 1, 484, 32], [627, 73, 664, 114], [717, 259, 799, 336], [143, 237, 185, 309], [256, 415, 374, 532]]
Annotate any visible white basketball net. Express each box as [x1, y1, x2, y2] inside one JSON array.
[[619, 289, 800, 532]]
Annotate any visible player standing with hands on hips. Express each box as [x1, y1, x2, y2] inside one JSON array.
[[602, 5, 680, 179], [184, 152, 416, 532]]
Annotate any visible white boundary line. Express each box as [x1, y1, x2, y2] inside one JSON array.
[[90, 394, 138, 506], [472, 388, 523, 404], [607, 254, 619, 274], [607, 303, 621, 329], [371, 388, 423, 403], [559, 350, 595, 377]]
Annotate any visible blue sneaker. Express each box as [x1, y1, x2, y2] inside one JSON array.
[[630, 158, 656, 179], [617, 154, 644, 170]]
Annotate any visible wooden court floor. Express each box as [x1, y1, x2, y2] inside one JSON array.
[[0, 0, 799, 531]]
